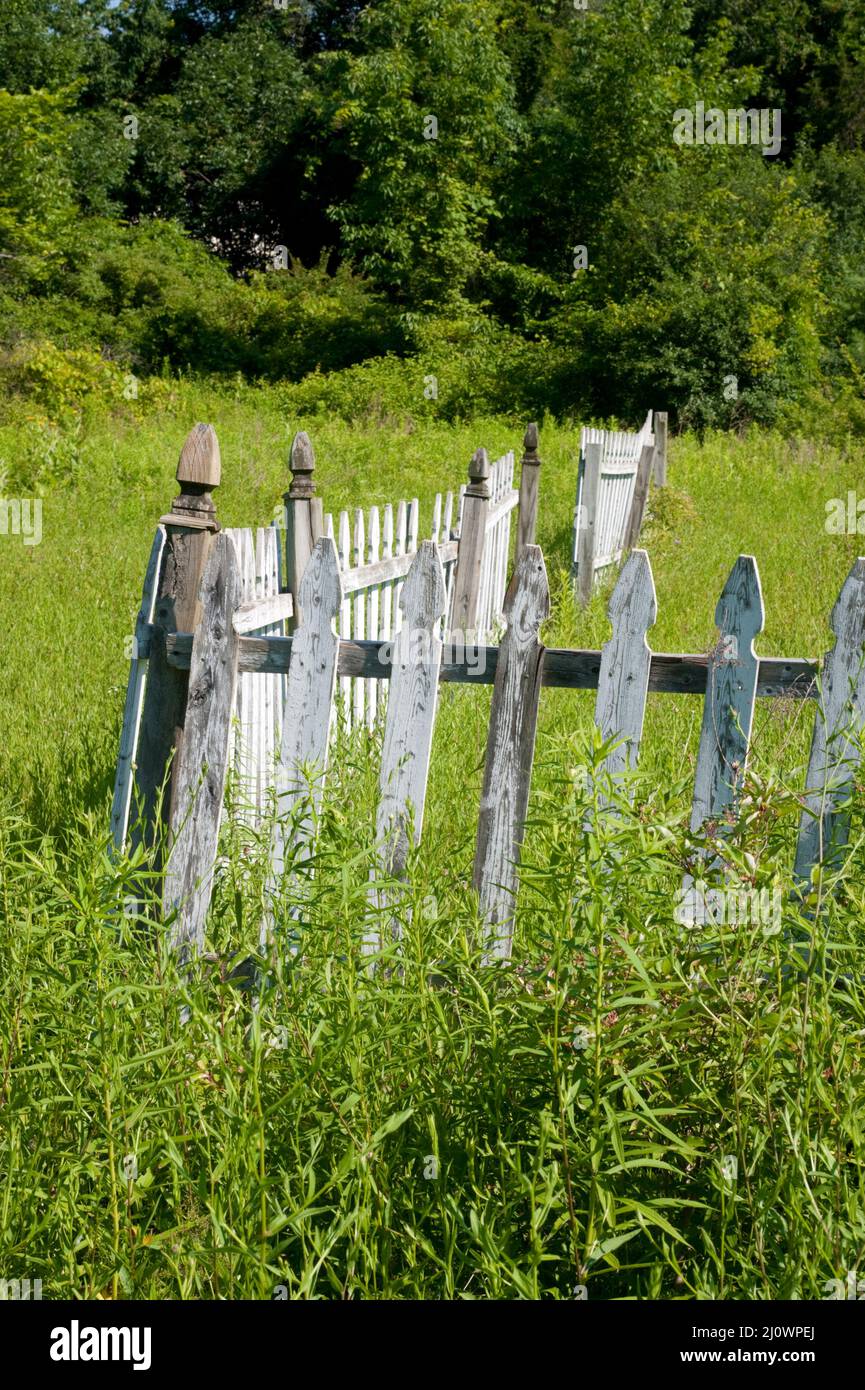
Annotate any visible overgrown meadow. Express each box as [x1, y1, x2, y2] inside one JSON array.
[[2, 396, 865, 1298]]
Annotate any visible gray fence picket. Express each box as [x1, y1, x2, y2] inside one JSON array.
[[368, 542, 447, 951], [474, 545, 549, 961], [794, 557, 865, 888], [594, 548, 657, 790], [164, 532, 241, 967], [682, 555, 764, 922]]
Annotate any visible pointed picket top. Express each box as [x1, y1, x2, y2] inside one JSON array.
[[502, 544, 550, 646], [176, 422, 221, 490], [398, 539, 447, 632], [713, 554, 764, 653], [689, 555, 764, 836], [794, 556, 865, 885], [594, 549, 656, 785], [607, 547, 657, 628]]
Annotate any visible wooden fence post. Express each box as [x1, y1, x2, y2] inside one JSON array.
[[576, 440, 601, 608], [474, 544, 549, 961], [515, 422, 541, 565], [164, 532, 241, 968], [450, 447, 491, 641], [284, 430, 324, 633], [132, 424, 222, 865], [652, 411, 668, 487], [623, 441, 656, 551]]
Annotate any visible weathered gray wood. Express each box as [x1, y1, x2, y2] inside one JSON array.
[[794, 557, 865, 886], [516, 423, 541, 565], [623, 442, 655, 551], [166, 628, 817, 698], [683, 556, 764, 921], [653, 411, 668, 487], [451, 448, 490, 640], [111, 527, 167, 852], [233, 591, 294, 634], [474, 545, 549, 961], [594, 549, 657, 787], [132, 424, 221, 865], [369, 542, 447, 950], [267, 538, 342, 905], [284, 431, 324, 633], [576, 441, 601, 607], [163, 532, 241, 966]]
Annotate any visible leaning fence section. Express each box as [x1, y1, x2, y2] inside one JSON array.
[[572, 409, 666, 605]]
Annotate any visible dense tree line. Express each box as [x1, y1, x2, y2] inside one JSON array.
[[1, 0, 864, 428]]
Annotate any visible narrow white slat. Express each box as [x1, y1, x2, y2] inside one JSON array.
[[353, 509, 366, 729], [338, 510, 352, 721], [366, 506, 381, 728], [111, 526, 167, 852], [266, 539, 343, 945]]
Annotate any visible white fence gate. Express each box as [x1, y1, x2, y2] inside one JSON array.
[[572, 410, 660, 604]]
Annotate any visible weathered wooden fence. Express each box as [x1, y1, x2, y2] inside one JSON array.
[[113, 422, 865, 977], [319, 442, 518, 733], [113, 423, 540, 841], [572, 409, 667, 605]]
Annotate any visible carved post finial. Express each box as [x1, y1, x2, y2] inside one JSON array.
[[467, 446, 490, 498], [160, 423, 221, 531], [522, 422, 540, 460], [286, 430, 316, 501]]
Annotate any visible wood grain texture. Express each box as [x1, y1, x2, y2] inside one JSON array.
[[368, 542, 447, 950], [163, 532, 241, 966], [576, 441, 601, 607], [594, 549, 657, 788], [622, 442, 655, 551], [451, 448, 490, 639], [683, 556, 764, 921], [474, 545, 549, 961], [653, 411, 668, 487], [165, 628, 817, 698], [111, 526, 167, 851], [516, 423, 541, 563], [267, 538, 342, 919], [794, 557, 865, 886]]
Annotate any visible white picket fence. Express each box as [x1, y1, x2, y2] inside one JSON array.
[[572, 410, 655, 591], [223, 451, 518, 822], [324, 449, 517, 733], [224, 525, 287, 823]]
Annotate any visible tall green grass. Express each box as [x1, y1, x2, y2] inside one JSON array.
[[2, 391, 865, 1298]]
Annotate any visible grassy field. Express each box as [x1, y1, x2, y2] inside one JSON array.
[[1, 389, 864, 1298]]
